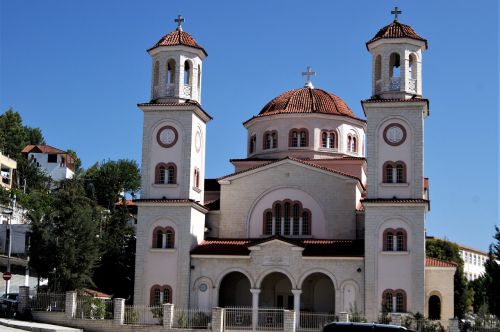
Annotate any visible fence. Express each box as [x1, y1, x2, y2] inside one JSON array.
[[257, 308, 284, 330], [459, 320, 500, 332], [172, 308, 212, 329], [30, 293, 66, 312], [75, 296, 114, 320], [124, 304, 163, 325], [298, 312, 338, 331], [225, 307, 253, 330]]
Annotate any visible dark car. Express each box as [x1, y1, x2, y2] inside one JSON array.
[[0, 293, 19, 318], [323, 322, 416, 332]]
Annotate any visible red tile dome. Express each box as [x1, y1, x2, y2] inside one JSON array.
[[257, 87, 358, 119], [367, 20, 427, 49], [149, 29, 207, 56]]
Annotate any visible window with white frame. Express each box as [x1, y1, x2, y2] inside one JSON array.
[[263, 200, 311, 236]]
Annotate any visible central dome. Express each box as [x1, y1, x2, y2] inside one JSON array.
[[259, 87, 358, 119]]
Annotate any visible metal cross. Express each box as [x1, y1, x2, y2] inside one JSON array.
[[175, 15, 185, 31], [302, 66, 316, 88], [391, 7, 402, 21]]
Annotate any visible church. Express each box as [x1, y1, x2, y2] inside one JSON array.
[[132, 10, 457, 323]]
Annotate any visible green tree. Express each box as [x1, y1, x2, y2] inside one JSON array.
[[84, 159, 140, 208], [426, 238, 472, 318], [469, 276, 488, 313], [0, 108, 44, 160], [93, 204, 136, 301], [28, 179, 99, 291], [484, 227, 500, 317], [67, 149, 82, 175]]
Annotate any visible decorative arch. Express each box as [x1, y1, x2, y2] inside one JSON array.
[[389, 52, 401, 77], [374, 54, 382, 81], [150, 284, 173, 305], [192, 276, 214, 310], [184, 60, 193, 85], [409, 53, 418, 80], [298, 269, 338, 290], [167, 59, 176, 84], [256, 268, 296, 288], [289, 128, 309, 147], [216, 267, 255, 289], [340, 280, 360, 312], [153, 60, 160, 86]]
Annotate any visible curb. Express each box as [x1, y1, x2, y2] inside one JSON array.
[[0, 318, 82, 332]]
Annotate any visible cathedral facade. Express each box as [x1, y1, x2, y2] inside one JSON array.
[[133, 13, 456, 323]]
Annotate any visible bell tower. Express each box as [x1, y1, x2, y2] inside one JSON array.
[[134, 16, 211, 308], [362, 8, 429, 321]]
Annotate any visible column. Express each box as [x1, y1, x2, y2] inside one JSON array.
[[292, 289, 301, 328], [163, 303, 174, 328], [390, 313, 401, 326], [65, 291, 77, 319], [211, 307, 224, 332], [281, 217, 284, 236], [299, 217, 303, 236], [272, 218, 275, 235], [339, 312, 349, 322], [448, 318, 460, 332], [283, 310, 296, 332], [113, 298, 125, 325], [17, 286, 30, 316], [250, 288, 261, 331]]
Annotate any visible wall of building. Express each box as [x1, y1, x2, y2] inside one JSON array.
[[28, 152, 74, 182], [424, 267, 455, 325]]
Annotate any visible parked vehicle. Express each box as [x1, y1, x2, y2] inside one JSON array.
[[0, 293, 19, 318], [323, 322, 416, 332]]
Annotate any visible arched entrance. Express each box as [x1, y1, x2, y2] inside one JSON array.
[[428, 295, 441, 320], [301, 273, 335, 313], [259, 272, 293, 309], [219, 272, 252, 307]]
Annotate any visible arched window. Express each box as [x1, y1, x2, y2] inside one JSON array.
[[302, 210, 311, 235], [184, 61, 191, 85], [150, 285, 173, 305], [193, 168, 200, 189], [321, 130, 336, 149], [289, 129, 308, 147], [409, 54, 417, 80], [383, 161, 406, 183], [167, 60, 176, 84], [249, 134, 256, 154], [389, 53, 401, 77], [155, 163, 176, 184], [152, 227, 175, 249], [383, 228, 407, 251], [300, 130, 308, 147], [290, 130, 299, 147], [428, 295, 441, 320], [197, 64, 201, 90], [329, 132, 336, 149], [347, 134, 357, 153], [264, 132, 272, 150], [375, 55, 382, 81], [322, 132, 328, 148], [153, 61, 160, 86], [271, 132, 278, 149], [263, 201, 311, 236], [382, 289, 406, 313], [284, 202, 291, 235], [264, 210, 273, 235]]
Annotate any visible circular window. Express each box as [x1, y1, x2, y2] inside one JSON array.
[[383, 123, 407, 146], [195, 130, 202, 153], [157, 126, 178, 148], [198, 283, 208, 292]]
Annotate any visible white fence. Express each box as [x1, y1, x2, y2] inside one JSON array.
[[124, 304, 163, 325], [30, 293, 66, 312], [225, 307, 253, 330], [257, 308, 283, 330], [75, 296, 113, 319], [298, 312, 338, 331], [172, 308, 212, 329]]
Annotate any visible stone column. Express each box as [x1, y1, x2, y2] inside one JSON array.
[[250, 288, 261, 331], [284, 310, 296, 332], [448, 318, 460, 332], [65, 291, 77, 319], [163, 303, 174, 328], [292, 289, 302, 328], [113, 298, 125, 325], [211, 307, 224, 332], [339, 312, 349, 322], [17, 286, 30, 315], [390, 313, 401, 326]]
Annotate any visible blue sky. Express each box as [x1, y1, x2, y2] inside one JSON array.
[[0, 0, 498, 251]]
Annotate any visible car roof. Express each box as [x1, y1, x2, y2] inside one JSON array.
[[323, 322, 411, 332]]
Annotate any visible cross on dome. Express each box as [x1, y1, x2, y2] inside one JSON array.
[[302, 66, 316, 88], [175, 15, 185, 31], [391, 7, 402, 21]]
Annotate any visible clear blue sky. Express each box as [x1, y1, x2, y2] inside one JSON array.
[[1, 1, 498, 251]]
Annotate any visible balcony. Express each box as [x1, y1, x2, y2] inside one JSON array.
[[408, 79, 417, 93], [390, 77, 401, 91], [182, 84, 192, 99]]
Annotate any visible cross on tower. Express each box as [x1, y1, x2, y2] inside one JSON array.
[[175, 15, 185, 31], [391, 7, 402, 21], [302, 66, 316, 88]]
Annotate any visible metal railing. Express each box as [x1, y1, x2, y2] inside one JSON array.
[[172, 308, 212, 329], [257, 308, 283, 330], [225, 307, 253, 330], [299, 312, 338, 331], [30, 293, 65, 312], [124, 305, 163, 325], [75, 297, 113, 320], [390, 77, 401, 91]]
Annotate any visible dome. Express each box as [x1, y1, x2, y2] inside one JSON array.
[[257, 87, 358, 119], [148, 29, 207, 56], [366, 20, 427, 49]]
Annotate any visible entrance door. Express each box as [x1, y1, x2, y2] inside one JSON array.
[[276, 294, 294, 309]]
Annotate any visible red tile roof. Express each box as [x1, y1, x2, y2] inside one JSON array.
[[204, 199, 220, 211], [244, 87, 363, 125], [21, 144, 67, 154], [133, 198, 208, 210], [367, 20, 427, 49], [218, 157, 364, 189], [149, 29, 207, 56], [426, 257, 457, 268], [191, 236, 364, 257]]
